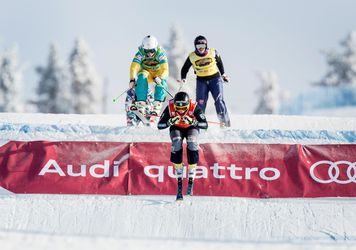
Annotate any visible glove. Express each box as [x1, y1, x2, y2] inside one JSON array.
[[129, 79, 136, 88], [167, 116, 181, 126], [182, 116, 198, 126], [154, 77, 162, 85], [222, 74, 229, 83]]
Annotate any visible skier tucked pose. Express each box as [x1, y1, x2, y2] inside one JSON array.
[[129, 35, 169, 117], [180, 35, 231, 127], [157, 92, 208, 200]]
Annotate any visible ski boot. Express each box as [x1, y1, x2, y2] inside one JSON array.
[[126, 112, 137, 126], [186, 177, 194, 196], [149, 101, 162, 124], [131, 101, 150, 126], [176, 177, 183, 201]]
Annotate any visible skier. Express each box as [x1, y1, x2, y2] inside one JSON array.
[[180, 35, 231, 127], [129, 35, 169, 119], [157, 91, 208, 200]]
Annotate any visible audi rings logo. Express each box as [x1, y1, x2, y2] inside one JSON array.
[[310, 160, 356, 184]]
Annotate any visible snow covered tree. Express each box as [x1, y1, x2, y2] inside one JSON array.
[[254, 71, 283, 114], [35, 43, 72, 113], [0, 48, 23, 112], [315, 31, 356, 86], [165, 24, 195, 99], [166, 24, 187, 80], [69, 38, 102, 114]]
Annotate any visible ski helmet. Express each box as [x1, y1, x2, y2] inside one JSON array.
[[142, 35, 158, 54], [174, 92, 190, 112]]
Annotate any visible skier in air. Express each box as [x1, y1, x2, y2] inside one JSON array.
[[180, 35, 231, 127], [128, 35, 169, 120], [157, 91, 208, 200]]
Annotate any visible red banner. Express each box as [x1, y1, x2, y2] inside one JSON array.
[[0, 141, 356, 197]]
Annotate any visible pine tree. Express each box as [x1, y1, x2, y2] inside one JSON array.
[[254, 71, 282, 114], [36, 43, 72, 113], [316, 31, 356, 86], [69, 38, 102, 114], [0, 48, 23, 112], [165, 24, 195, 98]]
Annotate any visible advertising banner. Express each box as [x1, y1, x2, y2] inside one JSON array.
[[0, 141, 355, 197]]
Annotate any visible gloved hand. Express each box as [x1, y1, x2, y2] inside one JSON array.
[[167, 116, 181, 126], [182, 116, 198, 126], [222, 74, 230, 83], [129, 79, 136, 88], [154, 77, 162, 85]]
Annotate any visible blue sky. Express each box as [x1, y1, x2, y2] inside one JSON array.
[[1, 0, 356, 114]]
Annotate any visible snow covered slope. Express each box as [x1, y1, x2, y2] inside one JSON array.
[[1, 112, 356, 250], [0, 112, 355, 143]]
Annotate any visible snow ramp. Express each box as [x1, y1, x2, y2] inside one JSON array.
[[0, 113, 356, 249]]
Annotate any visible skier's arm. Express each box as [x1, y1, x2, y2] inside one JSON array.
[[180, 56, 192, 80], [215, 50, 225, 76], [194, 105, 208, 129], [157, 51, 169, 80], [130, 52, 142, 80], [159, 62, 169, 80], [157, 107, 171, 129]]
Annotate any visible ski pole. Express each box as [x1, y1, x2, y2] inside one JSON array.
[[112, 87, 132, 103], [207, 120, 225, 126], [177, 79, 184, 91], [163, 87, 174, 98], [155, 82, 174, 98]]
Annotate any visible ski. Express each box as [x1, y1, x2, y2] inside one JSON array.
[[130, 110, 152, 126]]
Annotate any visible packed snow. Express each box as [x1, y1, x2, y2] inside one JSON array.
[[1, 112, 356, 250]]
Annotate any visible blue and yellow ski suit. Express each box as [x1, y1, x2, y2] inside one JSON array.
[[130, 46, 169, 102]]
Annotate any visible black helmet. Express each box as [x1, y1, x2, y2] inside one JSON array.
[[194, 35, 207, 46], [174, 92, 189, 112]]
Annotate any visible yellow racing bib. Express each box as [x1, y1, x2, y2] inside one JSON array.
[[189, 48, 219, 77]]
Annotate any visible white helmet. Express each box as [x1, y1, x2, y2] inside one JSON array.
[[142, 35, 158, 51]]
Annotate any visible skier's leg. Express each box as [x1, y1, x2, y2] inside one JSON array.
[[196, 79, 209, 113], [209, 76, 231, 127], [170, 128, 184, 200], [152, 79, 168, 115], [186, 127, 199, 166], [170, 128, 184, 166], [136, 70, 149, 101], [186, 127, 199, 195]]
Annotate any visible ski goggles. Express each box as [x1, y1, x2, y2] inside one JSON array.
[[175, 104, 189, 111], [195, 44, 206, 49], [144, 49, 156, 54]]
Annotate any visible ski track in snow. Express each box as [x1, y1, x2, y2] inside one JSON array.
[[1, 113, 356, 249], [1, 195, 356, 249]]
